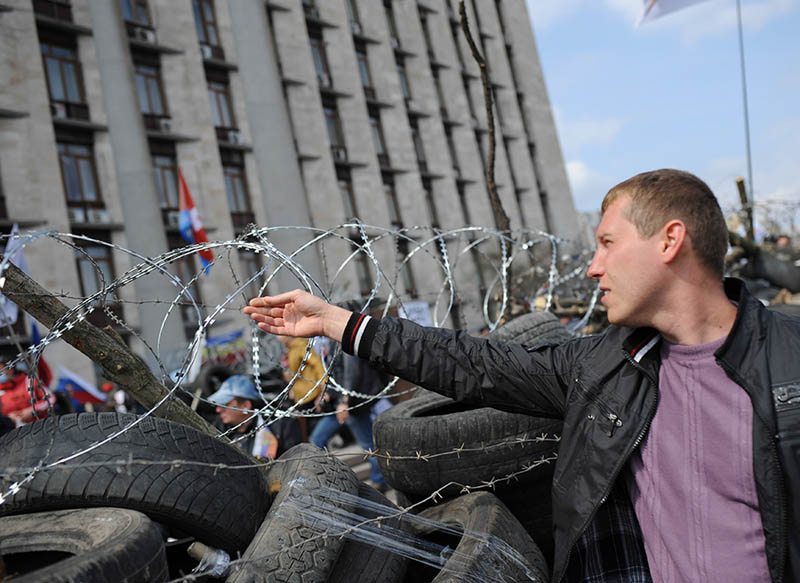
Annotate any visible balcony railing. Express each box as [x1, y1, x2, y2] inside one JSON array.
[[125, 21, 157, 43], [215, 126, 243, 144], [200, 42, 226, 62], [231, 211, 256, 233], [50, 101, 90, 122], [33, 0, 73, 22], [67, 204, 109, 224], [143, 114, 172, 133]]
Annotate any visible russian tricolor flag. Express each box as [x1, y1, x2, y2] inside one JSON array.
[[55, 367, 105, 409], [178, 168, 214, 273]]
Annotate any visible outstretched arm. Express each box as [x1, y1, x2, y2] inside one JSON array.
[[242, 290, 352, 342]]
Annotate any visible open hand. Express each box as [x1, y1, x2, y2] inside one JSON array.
[[242, 289, 351, 342]]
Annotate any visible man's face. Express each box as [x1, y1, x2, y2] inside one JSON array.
[[216, 397, 253, 428], [587, 197, 664, 327]]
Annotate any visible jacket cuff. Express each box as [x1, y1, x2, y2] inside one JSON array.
[[341, 312, 378, 359]]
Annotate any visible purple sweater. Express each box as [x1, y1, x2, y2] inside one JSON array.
[[627, 336, 770, 582]]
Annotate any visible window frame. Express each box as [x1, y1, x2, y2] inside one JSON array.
[[57, 141, 103, 213], [133, 60, 168, 116], [207, 79, 235, 129], [322, 97, 345, 148], [355, 42, 373, 90], [121, 0, 152, 26], [40, 38, 85, 107], [151, 152, 179, 211], [192, 0, 220, 47]]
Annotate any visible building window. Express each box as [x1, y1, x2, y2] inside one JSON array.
[[409, 117, 426, 167], [337, 169, 358, 220], [422, 178, 440, 228], [208, 80, 234, 129], [134, 61, 167, 116], [383, 179, 403, 230], [41, 39, 88, 120], [323, 97, 345, 148], [384, 0, 400, 46], [239, 249, 264, 300], [355, 43, 372, 90], [152, 152, 178, 213], [120, 0, 151, 26], [57, 142, 102, 219], [368, 107, 388, 166], [344, 0, 360, 26], [396, 57, 411, 101], [445, 125, 459, 170], [222, 150, 253, 234], [75, 241, 115, 299], [167, 234, 206, 340], [420, 13, 435, 61], [192, 0, 219, 46], [309, 31, 330, 81]]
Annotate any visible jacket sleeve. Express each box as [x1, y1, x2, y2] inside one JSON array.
[[342, 314, 581, 419]]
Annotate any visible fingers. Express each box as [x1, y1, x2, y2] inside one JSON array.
[[247, 289, 305, 308], [256, 321, 286, 335], [242, 306, 283, 320]]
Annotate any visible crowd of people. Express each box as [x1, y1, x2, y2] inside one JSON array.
[[1, 337, 393, 494]]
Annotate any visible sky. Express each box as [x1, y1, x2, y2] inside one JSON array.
[[525, 0, 800, 225]]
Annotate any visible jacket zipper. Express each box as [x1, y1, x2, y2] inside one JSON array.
[[556, 354, 659, 583], [574, 379, 623, 437], [716, 359, 786, 583]]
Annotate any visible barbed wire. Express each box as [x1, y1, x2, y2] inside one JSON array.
[[0, 221, 584, 575]]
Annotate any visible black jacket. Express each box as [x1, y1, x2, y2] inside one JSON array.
[[349, 279, 799, 582]]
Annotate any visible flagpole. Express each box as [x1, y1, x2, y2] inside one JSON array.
[[735, 0, 754, 206]]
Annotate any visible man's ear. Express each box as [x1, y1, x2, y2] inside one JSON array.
[[660, 219, 686, 264]]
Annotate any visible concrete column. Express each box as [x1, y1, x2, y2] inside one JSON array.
[[228, 0, 324, 292], [88, 0, 187, 365]]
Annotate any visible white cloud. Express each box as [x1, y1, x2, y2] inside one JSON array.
[[566, 160, 614, 211], [631, 0, 797, 42], [525, 0, 585, 30], [559, 117, 626, 154], [604, 0, 644, 24]]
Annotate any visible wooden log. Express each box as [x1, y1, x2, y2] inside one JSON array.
[[1, 259, 219, 436]]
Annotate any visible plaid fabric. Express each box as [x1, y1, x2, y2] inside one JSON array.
[[564, 478, 652, 583]]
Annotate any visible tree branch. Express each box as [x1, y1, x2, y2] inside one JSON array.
[[1, 259, 219, 436]]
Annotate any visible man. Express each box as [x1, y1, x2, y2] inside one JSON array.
[[0, 360, 53, 426], [309, 351, 388, 492], [276, 335, 326, 407], [243, 170, 799, 582], [210, 374, 301, 460]]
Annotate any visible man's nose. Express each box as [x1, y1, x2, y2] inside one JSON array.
[[586, 251, 603, 280]]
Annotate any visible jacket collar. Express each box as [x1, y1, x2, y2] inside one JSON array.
[[618, 277, 757, 354], [715, 277, 765, 357]]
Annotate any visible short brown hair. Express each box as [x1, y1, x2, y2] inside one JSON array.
[[602, 169, 728, 277]]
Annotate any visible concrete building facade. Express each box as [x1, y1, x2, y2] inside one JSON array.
[[0, 0, 581, 381]]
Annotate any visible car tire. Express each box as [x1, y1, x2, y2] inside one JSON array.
[[327, 483, 409, 583], [373, 389, 561, 497], [0, 412, 268, 554], [0, 507, 168, 583], [226, 443, 361, 583], [407, 492, 549, 583]]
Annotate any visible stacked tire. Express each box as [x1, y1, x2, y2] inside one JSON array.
[[0, 412, 268, 581], [374, 311, 571, 571], [229, 443, 549, 583]]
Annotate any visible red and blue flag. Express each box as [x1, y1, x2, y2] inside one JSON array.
[[178, 169, 214, 273]]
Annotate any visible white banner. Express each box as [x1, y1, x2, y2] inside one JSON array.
[[0, 224, 26, 327], [640, 0, 715, 24]]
